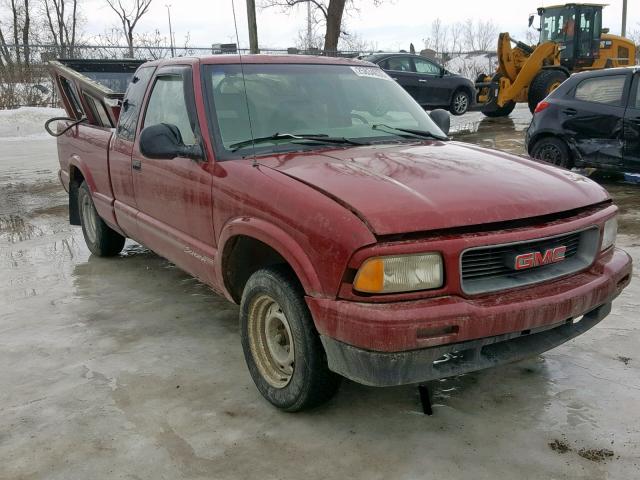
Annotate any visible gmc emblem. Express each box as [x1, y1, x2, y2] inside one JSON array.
[[514, 246, 567, 270]]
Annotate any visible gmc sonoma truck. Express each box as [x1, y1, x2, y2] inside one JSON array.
[[47, 56, 631, 412]]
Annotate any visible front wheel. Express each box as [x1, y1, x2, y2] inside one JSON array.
[[531, 137, 572, 168], [528, 69, 568, 113], [481, 100, 516, 117], [240, 266, 341, 411], [450, 90, 470, 115], [78, 181, 125, 256]]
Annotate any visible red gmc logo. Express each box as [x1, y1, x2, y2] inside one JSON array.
[[514, 246, 567, 270]]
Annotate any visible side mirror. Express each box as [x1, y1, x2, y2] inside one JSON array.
[[440, 67, 446, 77], [528, 14, 535, 28], [429, 109, 450, 136], [139, 123, 203, 160]]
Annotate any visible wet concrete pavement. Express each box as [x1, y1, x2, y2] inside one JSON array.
[[1, 107, 639, 479]]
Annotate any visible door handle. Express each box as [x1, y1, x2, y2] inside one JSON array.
[[562, 108, 577, 116], [632, 116, 640, 125], [418, 79, 428, 83], [132, 159, 141, 171]]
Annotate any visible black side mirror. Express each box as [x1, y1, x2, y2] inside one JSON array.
[[429, 109, 450, 136], [440, 67, 446, 77], [139, 123, 203, 160], [528, 14, 535, 28]]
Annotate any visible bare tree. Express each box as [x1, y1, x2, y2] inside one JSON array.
[[105, 0, 153, 57], [262, 0, 381, 54], [461, 18, 497, 52], [0, 0, 32, 70], [423, 18, 448, 59], [42, 0, 80, 57]]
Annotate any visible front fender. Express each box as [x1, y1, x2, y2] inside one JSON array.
[[216, 217, 324, 301]]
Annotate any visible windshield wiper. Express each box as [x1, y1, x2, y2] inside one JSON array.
[[229, 133, 363, 152], [372, 124, 447, 141]]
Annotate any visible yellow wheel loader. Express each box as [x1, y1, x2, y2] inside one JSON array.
[[476, 3, 637, 117]]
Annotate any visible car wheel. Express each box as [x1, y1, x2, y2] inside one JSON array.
[[450, 90, 470, 115], [528, 69, 568, 113], [240, 266, 341, 411], [531, 137, 572, 168], [78, 181, 126, 256]]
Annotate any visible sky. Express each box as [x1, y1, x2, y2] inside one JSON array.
[[83, 0, 640, 51]]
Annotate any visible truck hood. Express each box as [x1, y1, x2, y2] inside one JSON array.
[[258, 141, 609, 236]]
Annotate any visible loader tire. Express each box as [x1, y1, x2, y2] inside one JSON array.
[[480, 73, 516, 117], [481, 101, 516, 117], [528, 69, 568, 113]]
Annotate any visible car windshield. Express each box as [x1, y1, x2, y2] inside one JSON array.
[[204, 63, 446, 157]]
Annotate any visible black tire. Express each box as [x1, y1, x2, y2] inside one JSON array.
[[528, 69, 568, 113], [531, 136, 572, 168], [481, 100, 516, 117], [240, 266, 341, 411], [480, 73, 516, 117], [77, 181, 126, 256], [449, 89, 470, 115]]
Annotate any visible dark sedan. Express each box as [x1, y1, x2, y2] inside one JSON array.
[[526, 67, 640, 173], [362, 53, 475, 115]]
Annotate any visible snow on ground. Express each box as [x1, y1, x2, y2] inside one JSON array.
[[0, 107, 64, 140], [445, 53, 497, 80]]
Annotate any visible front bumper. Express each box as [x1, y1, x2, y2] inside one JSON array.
[[307, 247, 631, 386], [320, 302, 611, 386]]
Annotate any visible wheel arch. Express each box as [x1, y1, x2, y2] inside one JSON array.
[[450, 82, 475, 103], [67, 160, 94, 226], [217, 217, 323, 304]]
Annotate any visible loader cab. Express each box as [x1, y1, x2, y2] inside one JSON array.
[[537, 4, 603, 69]]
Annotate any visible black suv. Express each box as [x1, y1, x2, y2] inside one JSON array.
[[526, 67, 640, 173], [362, 53, 475, 115]]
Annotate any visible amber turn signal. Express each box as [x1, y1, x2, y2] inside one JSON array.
[[353, 253, 443, 294]]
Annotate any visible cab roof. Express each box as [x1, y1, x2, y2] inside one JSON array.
[[142, 54, 375, 68]]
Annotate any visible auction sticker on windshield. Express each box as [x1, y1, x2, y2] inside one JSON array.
[[350, 66, 392, 80]]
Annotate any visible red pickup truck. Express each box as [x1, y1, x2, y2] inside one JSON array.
[[48, 56, 631, 411]]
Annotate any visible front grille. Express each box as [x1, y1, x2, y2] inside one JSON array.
[[460, 227, 599, 295]]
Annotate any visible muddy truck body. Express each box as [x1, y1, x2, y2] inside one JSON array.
[[47, 56, 632, 411]]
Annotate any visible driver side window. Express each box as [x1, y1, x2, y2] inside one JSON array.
[[143, 75, 197, 145], [413, 58, 440, 75]]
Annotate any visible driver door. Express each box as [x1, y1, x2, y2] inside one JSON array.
[[132, 65, 216, 284]]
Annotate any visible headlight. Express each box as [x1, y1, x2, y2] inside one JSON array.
[[353, 253, 443, 293], [601, 216, 617, 251]]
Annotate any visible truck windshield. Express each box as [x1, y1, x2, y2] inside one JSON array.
[[204, 63, 446, 157]]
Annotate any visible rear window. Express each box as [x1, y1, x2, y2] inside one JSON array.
[[116, 66, 155, 141], [574, 75, 626, 106]]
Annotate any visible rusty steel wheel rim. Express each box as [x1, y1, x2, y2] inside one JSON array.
[[248, 294, 295, 388], [80, 193, 98, 244]]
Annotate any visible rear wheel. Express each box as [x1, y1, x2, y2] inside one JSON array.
[[528, 69, 568, 113], [78, 181, 125, 256], [450, 90, 470, 115], [240, 266, 341, 411], [531, 136, 572, 168]]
